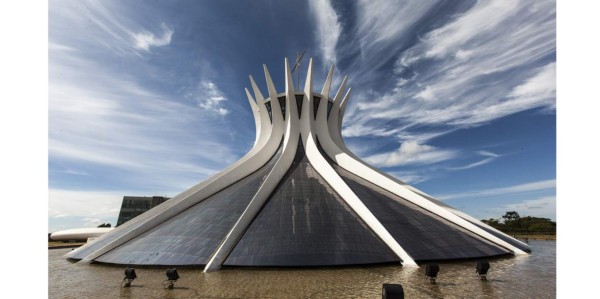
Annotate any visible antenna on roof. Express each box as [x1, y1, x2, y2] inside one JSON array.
[[291, 51, 305, 91]]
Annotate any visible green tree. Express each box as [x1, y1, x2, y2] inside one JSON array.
[[483, 213, 555, 235], [502, 211, 520, 223]]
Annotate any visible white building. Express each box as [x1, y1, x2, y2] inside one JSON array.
[[67, 58, 530, 272]]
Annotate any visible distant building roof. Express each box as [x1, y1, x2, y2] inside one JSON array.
[[50, 227, 114, 241], [116, 196, 170, 226]]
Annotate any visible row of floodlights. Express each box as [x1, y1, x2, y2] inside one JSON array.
[[426, 260, 490, 283], [121, 261, 490, 294], [122, 267, 180, 289], [382, 261, 491, 299]]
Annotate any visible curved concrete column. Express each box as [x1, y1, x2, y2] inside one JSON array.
[[204, 58, 301, 272], [249, 74, 274, 147], [245, 88, 261, 147], [302, 60, 417, 266], [327, 76, 348, 150]]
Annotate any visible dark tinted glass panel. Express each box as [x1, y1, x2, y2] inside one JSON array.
[[327, 101, 333, 119], [332, 166, 510, 261], [278, 96, 286, 120], [313, 96, 321, 120], [295, 95, 303, 118], [224, 139, 398, 266], [92, 140, 284, 266], [265, 101, 272, 123]]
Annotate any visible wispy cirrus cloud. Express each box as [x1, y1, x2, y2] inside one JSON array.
[[133, 23, 174, 52], [332, 0, 438, 82], [189, 81, 230, 116], [50, 1, 174, 56], [49, 189, 123, 219], [448, 150, 500, 171], [388, 170, 430, 185], [499, 196, 556, 220], [351, 0, 437, 68], [49, 70, 234, 192], [48, 188, 127, 231], [308, 0, 341, 66], [482, 196, 556, 221], [437, 179, 556, 201], [340, 0, 555, 145], [49, 1, 241, 205], [365, 140, 458, 167]]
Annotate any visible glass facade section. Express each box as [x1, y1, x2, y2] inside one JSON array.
[[116, 196, 169, 227], [332, 165, 511, 261], [224, 139, 398, 266], [265, 101, 272, 123], [327, 100, 333, 119], [278, 96, 286, 120], [295, 95, 303, 118], [313, 96, 321, 120], [72, 139, 284, 265]]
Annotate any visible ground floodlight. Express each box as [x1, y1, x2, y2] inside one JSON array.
[[425, 263, 440, 284], [165, 268, 180, 289], [382, 283, 404, 299], [476, 260, 490, 280], [122, 267, 137, 287]]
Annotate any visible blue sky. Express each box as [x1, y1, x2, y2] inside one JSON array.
[[48, 0, 556, 232]]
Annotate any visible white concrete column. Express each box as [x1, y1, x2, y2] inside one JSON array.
[[204, 58, 301, 272], [301, 60, 417, 266]]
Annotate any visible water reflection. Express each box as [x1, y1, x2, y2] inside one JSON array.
[[49, 240, 555, 298]]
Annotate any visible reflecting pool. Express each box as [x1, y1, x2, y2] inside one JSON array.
[[49, 240, 555, 298]]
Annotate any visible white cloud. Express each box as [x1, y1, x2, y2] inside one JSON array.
[[365, 140, 457, 167], [423, 1, 520, 59], [510, 63, 556, 100], [50, 1, 174, 56], [59, 169, 88, 176], [485, 196, 556, 220], [451, 62, 556, 125], [449, 157, 496, 171], [343, 0, 555, 143], [331, 0, 437, 80], [449, 150, 500, 171], [83, 218, 105, 228], [49, 64, 233, 176], [477, 150, 500, 158], [49, 35, 238, 196], [48, 189, 129, 231], [389, 171, 429, 184], [356, 0, 437, 50], [438, 179, 556, 200], [48, 1, 249, 232], [191, 81, 230, 116], [133, 23, 174, 51], [308, 0, 341, 66], [501, 196, 556, 219], [49, 189, 124, 219]]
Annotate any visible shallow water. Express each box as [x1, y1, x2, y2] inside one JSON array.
[[49, 240, 555, 298]]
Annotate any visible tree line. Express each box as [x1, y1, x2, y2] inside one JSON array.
[[481, 211, 555, 235]]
